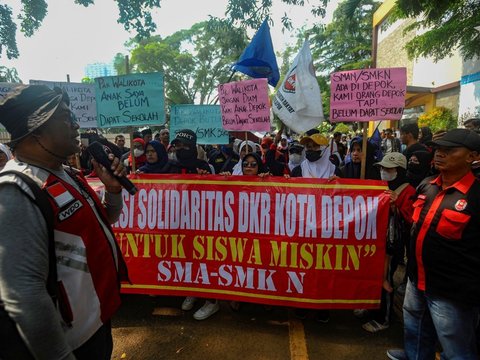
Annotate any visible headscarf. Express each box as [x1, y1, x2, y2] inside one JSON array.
[[300, 144, 336, 179], [341, 137, 380, 180], [128, 138, 147, 168], [241, 152, 267, 175], [138, 140, 168, 173], [232, 140, 257, 175]]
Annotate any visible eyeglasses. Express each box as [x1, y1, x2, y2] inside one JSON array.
[[242, 161, 258, 168]]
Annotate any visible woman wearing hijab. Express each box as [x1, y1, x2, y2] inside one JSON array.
[[137, 140, 168, 174], [126, 138, 147, 172], [0, 143, 13, 171], [231, 140, 257, 175], [405, 150, 433, 188], [291, 133, 339, 178], [339, 137, 381, 180]]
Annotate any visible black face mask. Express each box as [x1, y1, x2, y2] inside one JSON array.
[[176, 148, 196, 161], [407, 163, 423, 174], [305, 150, 322, 162]]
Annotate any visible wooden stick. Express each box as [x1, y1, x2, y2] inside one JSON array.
[[360, 122, 368, 180]]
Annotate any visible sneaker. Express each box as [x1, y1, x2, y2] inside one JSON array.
[[353, 309, 368, 319], [181, 296, 196, 311], [362, 319, 389, 333], [386, 349, 407, 360], [315, 310, 330, 323], [193, 300, 220, 320]]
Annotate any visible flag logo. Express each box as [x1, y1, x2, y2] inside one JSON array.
[[454, 199, 467, 211], [283, 67, 297, 93], [46, 182, 75, 207]]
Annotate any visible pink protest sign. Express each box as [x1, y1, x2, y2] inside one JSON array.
[[330, 68, 407, 122], [219, 78, 271, 131]]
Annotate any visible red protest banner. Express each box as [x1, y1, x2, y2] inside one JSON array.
[[88, 175, 389, 309]]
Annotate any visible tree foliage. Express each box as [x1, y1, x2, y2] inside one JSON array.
[[418, 106, 457, 133], [0, 0, 161, 60], [129, 20, 248, 105], [0, 66, 21, 82], [343, 0, 480, 61]]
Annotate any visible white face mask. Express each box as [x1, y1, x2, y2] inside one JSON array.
[[168, 152, 177, 161], [133, 149, 144, 158], [380, 168, 397, 182], [289, 153, 302, 164]]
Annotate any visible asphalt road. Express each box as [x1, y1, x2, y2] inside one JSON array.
[[110, 294, 404, 360]]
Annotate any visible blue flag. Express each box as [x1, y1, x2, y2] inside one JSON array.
[[232, 19, 280, 87]]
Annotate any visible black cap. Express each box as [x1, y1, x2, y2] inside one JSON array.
[[428, 128, 480, 151], [171, 129, 197, 147], [0, 85, 69, 145]]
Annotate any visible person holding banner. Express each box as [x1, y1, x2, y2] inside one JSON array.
[[291, 133, 339, 179], [0, 85, 128, 360], [137, 140, 169, 174], [231, 140, 257, 175]]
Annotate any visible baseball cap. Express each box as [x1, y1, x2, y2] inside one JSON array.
[[171, 129, 197, 147], [374, 152, 407, 169], [427, 128, 480, 151], [299, 133, 328, 146]]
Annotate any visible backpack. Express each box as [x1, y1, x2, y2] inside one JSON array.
[[0, 171, 57, 359]]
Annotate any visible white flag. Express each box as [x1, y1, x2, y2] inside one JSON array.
[[272, 40, 324, 134]]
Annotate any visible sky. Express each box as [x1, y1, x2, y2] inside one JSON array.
[[3, 0, 339, 83]]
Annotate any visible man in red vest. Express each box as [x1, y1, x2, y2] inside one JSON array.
[[0, 85, 128, 359]]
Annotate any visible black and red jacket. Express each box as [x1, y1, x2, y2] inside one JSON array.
[[408, 171, 480, 306]]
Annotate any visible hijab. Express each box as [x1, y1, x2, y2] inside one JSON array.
[[128, 138, 147, 168], [139, 140, 168, 173], [241, 152, 267, 175], [300, 144, 336, 179]]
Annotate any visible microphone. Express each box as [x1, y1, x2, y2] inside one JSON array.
[[87, 140, 138, 195]]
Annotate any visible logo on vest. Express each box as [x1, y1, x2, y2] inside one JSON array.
[[47, 182, 75, 207], [59, 200, 83, 221], [454, 199, 467, 211]]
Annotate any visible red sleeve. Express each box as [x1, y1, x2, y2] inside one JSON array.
[[395, 185, 417, 226]]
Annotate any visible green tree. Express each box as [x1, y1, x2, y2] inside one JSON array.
[[129, 20, 248, 105], [343, 0, 480, 61], [0, 66, 21, 82], [0, 0, 161, 60]]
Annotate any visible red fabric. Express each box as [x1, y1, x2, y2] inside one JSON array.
[[395, 184, 416, 225]]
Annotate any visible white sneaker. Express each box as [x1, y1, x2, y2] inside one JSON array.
[[181, 296, 196, 311], [193, 300, 219, 320]]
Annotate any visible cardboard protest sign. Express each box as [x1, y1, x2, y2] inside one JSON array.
[[30, 80, 97, 128], [219, 78, 271, 132], [170, 105, 229, 145], [94, 73, 165, 128], [88, 176, 389, 309], [330, 68, 407, 122]]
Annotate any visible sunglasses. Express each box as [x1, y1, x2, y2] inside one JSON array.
[[242, 161, 258, 168]]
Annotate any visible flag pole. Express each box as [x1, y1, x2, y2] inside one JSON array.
[[360, 122, 368, 179]]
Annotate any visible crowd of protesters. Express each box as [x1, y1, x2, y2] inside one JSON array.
[[1, 90, 480, 359]]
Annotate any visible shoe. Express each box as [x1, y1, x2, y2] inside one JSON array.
[[362, 320, 389, 333], [315, 310, 330, 323], [386, 349, 407, 360], [181, 296, 196, 311], [353, 309, 368, 319], [193, 300, 220, 320]]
